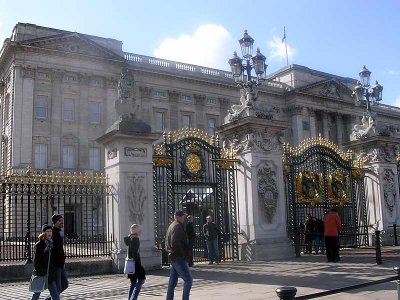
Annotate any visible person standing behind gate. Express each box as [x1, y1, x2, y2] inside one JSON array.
[[124, 224, 146, 300], [45, 214, 68, 300], [304, 214, 316, 254], [203, 215, 219, 264], [323, 208, 341, 262], [30, 224, 60, 300], [185, 215, 196, 267], [165, 210, 192, 300]]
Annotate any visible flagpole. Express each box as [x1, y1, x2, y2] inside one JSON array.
[[283, 26, 289, 66]]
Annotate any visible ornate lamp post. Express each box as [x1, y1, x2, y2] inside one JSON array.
[[353, 65, 383, 115], [228, 30, 267, 91]]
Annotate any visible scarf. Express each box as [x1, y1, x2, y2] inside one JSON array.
[[44, 238, 53, 252]]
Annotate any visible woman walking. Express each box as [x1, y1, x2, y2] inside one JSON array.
[[124, 224, 146, 300], [30, 224, 60, 300]]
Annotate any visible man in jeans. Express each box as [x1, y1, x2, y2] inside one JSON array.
[[165, 210, 192, 300], [45, 214, 68, 300], [203, 215, 219, 264]]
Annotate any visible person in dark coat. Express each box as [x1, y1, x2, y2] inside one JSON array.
[[304, 214, 316, 254], [30, 224, 60, 300], [185, 215, 196, 267], [46, 214, 68, 298], [203, 215, 219, 264], [124, 224, 146, 300]]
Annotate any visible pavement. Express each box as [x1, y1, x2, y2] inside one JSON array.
[[1, 247, 400, 300]]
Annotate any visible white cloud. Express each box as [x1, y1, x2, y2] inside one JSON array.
[[267, 36, 296, 62], [153, 24, 235, 70], [386, 70, 400, 76], [394, 96, 400, 108]]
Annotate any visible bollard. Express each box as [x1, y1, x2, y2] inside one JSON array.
[[294, 228, 301, 257], [394, 224, 398, 246], [375, 230, 382, 265], [393, 266, 400, 300], [276, 286, 297, 300]]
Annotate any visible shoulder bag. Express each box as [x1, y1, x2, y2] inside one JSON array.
[[29, 249, 51, 293], [124, 244, 135, 274]]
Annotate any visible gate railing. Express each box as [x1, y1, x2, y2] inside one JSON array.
[[0, 166, 113, 263]]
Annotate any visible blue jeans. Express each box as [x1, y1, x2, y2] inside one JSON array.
[[166, 257, 193, 300], [44, 267, 68, 300], [31, 280, 60, 300], [206, 239, 218, 262], [128, 279, 145, 300]]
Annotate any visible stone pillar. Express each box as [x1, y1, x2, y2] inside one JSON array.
[[97, 118, 161, 272], [322, 111, 329, 140], [50, 70, 64, 168], [218, 116, 293, 260], [289, 106, 303, 146], [336, 113, 343, 145], [168, 90, 181, 130], [345, 136, 400, 245], [194, 94, 206, 131], [309, 108, 317, 138]]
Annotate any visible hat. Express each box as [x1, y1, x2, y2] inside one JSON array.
[[174, 210, 185, 217], [52, 214, 63, 224], [42, 224, 52, 232]]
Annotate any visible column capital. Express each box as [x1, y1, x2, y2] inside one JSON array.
[[22, 67, 35, 79], [139, 85, 153, 98], [287, 105, 303, 116], [167, 90, 181, 101], [193, 94, 206, 105]]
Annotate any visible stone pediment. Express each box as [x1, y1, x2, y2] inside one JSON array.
[[295, 79, 354, 102], [20, 33, 123, 60]]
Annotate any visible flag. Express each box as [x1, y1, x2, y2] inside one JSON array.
[[282, 26, 286, 43]]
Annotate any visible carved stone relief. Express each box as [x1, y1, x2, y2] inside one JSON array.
[[383, 169, 397, 216], [107, 148, 117, 160], [115, 68, 138, 118], [127, 174, 146, 224], [124, 147, 147, 157], [357, 144, 399, 164], [257, 162, 279, 224], [318, 82, 341, 98]]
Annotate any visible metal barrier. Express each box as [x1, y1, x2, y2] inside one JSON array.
[[0, 167, 113, 263], [389, 224, 399, 246], [276, 266, 400, 299]]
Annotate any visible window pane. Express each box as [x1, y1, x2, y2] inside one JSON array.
[[89, 102, 101, 124], [182, 115, 191, 128], [35, 96, 48, 119], [155, 112, 165, 132], [89, 147, 101, 171], [208, 118, 216, 136], [63, 145, 75, 168], [63, 99, 75, 121], [34, 144, 47, 169]]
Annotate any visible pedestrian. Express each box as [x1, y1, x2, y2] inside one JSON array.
[[314, 218, 325, 255], [304, 214, 316, 254], [323, 208, 341, 262], [203, 215, 219, 264], [44, 214, 68, 300], [30, 224, 60, 300], [185, 215, 196, 267], [165, 210, 192, 300], [124, 224, 146, 300]]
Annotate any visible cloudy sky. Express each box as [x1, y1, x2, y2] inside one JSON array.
[[0, 0, 399, 107]]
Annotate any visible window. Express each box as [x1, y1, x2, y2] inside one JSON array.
[[208, 118, 216, 136], [63, 99, 75, 121], [154, 90, 166, 98], [89, 102, 101, 124], [92, 206, 103, 226], [35, 96, 48, 119], [182, 95, 191, 101], [182, 114, 192, 128], [37, 72, 49, 79], [33, 144, 48, 169], [63, 145, 75, 168], [155, 111, 165, 132], [36, 207, 48, 228], [207, 98, 217, 105], [89, 147, 101, 171]]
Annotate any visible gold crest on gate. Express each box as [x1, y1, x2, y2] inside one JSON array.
[[295, 169, 323, 207], [327, 169, 350, 206]]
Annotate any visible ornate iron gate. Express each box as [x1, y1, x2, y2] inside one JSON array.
[[153, 129, 239, 265], [283, 136, 368, 255]]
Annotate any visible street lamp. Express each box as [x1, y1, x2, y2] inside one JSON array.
[[228, 30, 267, 90], [353, 65, 383, 114]]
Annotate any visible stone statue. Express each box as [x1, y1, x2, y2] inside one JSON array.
[[350, 113, 375, 141], [115, 67, 139, 118]]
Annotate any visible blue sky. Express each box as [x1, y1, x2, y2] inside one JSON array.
[[1, 0, 399, 107]]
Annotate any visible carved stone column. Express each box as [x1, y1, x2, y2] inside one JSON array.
[[322, 111, 330, 140], [218, 116, 293, 261], [97, 123, 161, 272], [308, 108, 317, 138], [345, 136, 400, 245], [288, 106, 303, 145], [194, 94, 206, 131], [168, 90, 181, 130], [336, 113, 343, 145]]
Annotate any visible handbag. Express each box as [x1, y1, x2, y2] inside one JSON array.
[[29, 249, 51, 293], [124, 257, 135, 274]]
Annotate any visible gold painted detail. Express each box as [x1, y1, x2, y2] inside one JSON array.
[[327, 169, 350, 206], [351, 168, 364, 180], [212, 158, 239, 169], [221, 148, 238, 160], [153, 155, 173, 167], [283, 134, 352, 162], [3, 165, 107, 185], [186, 153, 201, 174], [162, 129, 218, 146], [295, 170, 323, 207]]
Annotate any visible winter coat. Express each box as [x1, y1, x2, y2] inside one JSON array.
[[51, 226, 65, 267], [124, 235, 146, 280], [165, 220, 189, 260], [203, 222, 218, 241], [185, 222, 196, 240], [323, 211, 341, 237], [32, 239, 56, 283]]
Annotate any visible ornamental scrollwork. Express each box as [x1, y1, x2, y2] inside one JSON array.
[[383, 169, 396, 216], [180, 143, 205, 181], [295, 170, 323, 207], [257, 163, 278, 224], [327, 169, 350, 206]]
